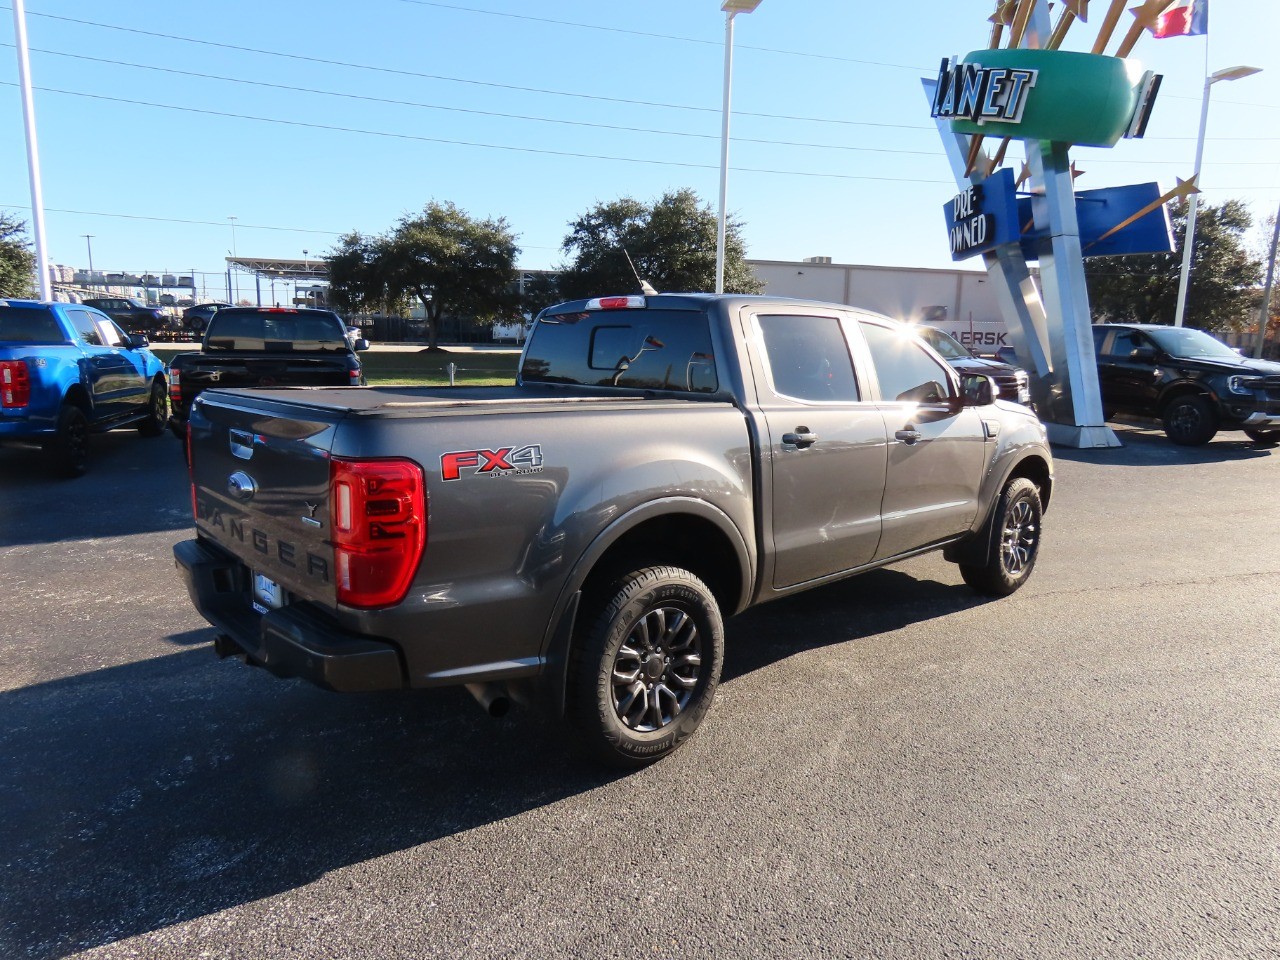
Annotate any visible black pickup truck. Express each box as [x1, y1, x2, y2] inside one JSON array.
[[1093, 323, 1280, 445], [167, 306, 367, 440]]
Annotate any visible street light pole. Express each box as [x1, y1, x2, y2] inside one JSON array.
[[1172, 64, 1262, 327], [12, 0, 51, 300], [715, 0, 762, 295], [227, 216, 239, 304], [81, 235, 94, 275]]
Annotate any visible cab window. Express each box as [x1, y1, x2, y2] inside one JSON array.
[[757, 314, 860, 402], [96, 319, 126, 347], [66, 309, 104, 347], [1106, 329, 1149, 359], [859, 320, 954, 403]]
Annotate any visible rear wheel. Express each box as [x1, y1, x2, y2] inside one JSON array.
[[45, 403, 90, 478], [567, 565, 723, 768], [137, 379, 168, 436], [959, 477, 1042, 597], [1162, 395, 1217, 446]]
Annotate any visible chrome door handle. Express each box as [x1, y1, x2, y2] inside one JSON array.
[[782, 430, 818, 448], [895, 429, 922, 444]]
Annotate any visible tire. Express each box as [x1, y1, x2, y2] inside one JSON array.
[[1243, 428, 1279, 446], [1161, 394, 1217, 446], [45, 403, 90, 478], [959, 477, 1043, 597], [567, 565, 724, 768], [137, 378, 169, 436]]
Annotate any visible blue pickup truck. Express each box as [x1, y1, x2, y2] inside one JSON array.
[[0, 299, 169, 476]]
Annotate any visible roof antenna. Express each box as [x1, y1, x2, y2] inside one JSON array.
[[623, 248, 658, 296]]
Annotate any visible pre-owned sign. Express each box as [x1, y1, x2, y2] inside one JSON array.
[[943, 168, 1019, 261]]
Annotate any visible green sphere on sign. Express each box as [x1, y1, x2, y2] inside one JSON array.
[[948, 49, 1147, 148]]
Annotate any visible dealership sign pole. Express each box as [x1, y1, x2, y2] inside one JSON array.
[[924, 0, 1183, 448], [11, 0, 51, 301]]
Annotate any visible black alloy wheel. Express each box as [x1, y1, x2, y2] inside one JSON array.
[[138, 379, 169, 436], [567, 565, 724, 768], [1162, 394, 1217, 446], [959, 477, 1043, 596], [47, 404, 90, 478]]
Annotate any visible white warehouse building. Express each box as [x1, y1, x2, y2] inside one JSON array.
[[748, 257, 1015, 349]]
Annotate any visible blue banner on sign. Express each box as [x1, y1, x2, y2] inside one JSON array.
[[943, 167, 1020, 261], [1017, 182, 1174, 260]]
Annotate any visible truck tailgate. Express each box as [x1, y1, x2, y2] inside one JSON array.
[[182, 354, 354, 390], [190, 391, 345, 606]]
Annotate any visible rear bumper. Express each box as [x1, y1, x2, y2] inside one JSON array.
[[173, 538, 407, 692]]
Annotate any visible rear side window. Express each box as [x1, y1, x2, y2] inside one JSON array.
[[757, 314, 860, 402], [522, 309, 718, 393], [0, 306, 62, 343], [205, 311, 349, 351]]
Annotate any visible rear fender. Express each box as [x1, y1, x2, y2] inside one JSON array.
[[538, 496, 752, 717]]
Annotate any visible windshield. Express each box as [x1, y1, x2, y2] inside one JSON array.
[[204, 310, 349, 351], [916, 326, 973, 360], [1145, 326, 1242, 362], [522, 308, 718, 394]]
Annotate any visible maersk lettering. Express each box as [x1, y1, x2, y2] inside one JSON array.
[[196, 497, 329, 582]]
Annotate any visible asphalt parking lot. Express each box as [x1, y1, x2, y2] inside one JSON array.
[[1, 421, 1277, 960]]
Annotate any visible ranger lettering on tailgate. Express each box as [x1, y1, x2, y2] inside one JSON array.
[[195, 496, 330, 583]]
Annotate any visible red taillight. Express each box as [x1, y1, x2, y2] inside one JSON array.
[[1, 360, 31, 408], [169, 368, 181, 404], [330, 457, 426, 609]]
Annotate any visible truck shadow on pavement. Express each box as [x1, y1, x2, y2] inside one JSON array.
[[1052, 421, 1276, 468], [0, 430, 192, 547], [0, 566, 982, 959]]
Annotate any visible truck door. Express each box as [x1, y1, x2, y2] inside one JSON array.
[[856, 318, 988, 561], [749, 310, 888, 589], [1096, 327, 1161, 414], [64, 308, 143, 419]]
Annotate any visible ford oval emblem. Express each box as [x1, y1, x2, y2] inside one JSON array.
[[227, 471, 257, 501]]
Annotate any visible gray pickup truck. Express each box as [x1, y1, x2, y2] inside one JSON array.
[[174, 293, 1053, 767]]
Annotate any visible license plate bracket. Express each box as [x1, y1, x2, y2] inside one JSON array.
[[252, 572, 285, 614]]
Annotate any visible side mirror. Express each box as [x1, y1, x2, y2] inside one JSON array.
[[125, 333, 150, 349], [354, 339, 369, 351], [1130, 346, 1157, 362], [961, 374, 995, 407]]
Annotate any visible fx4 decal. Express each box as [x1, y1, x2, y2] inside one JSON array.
[[441, 445, 544, 481]]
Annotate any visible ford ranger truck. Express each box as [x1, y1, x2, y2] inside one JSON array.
[[1, 298, 168, 476], [174, 294, 1054, 767]]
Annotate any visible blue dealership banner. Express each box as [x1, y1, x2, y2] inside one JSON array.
[[943, 167, 1020, 260]]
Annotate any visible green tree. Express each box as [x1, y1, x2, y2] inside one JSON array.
[[325, 231, 385, 316], [379, 202, 519, 351], [557, 188, 763, 300], [518, 271, 564, 318], [1084, 198, 1262, 331], [0, 212, 37, 298]]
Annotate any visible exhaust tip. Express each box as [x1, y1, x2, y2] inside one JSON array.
[[465, 682, 511, 719]]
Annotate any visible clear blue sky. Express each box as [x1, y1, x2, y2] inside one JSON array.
[[2, 0, 1276, 294]]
